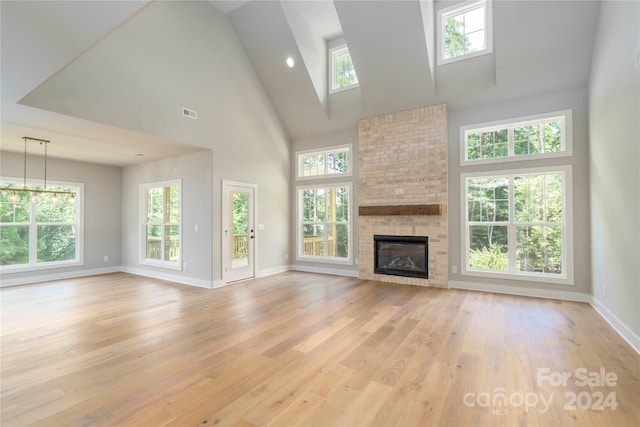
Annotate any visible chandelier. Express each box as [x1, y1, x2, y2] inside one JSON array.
[[0, 137, 76, 205]]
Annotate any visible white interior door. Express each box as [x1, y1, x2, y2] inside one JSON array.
[[222, 181, 256, 283]]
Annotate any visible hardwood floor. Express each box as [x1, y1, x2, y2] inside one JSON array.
[[1, 272, 638, 426]]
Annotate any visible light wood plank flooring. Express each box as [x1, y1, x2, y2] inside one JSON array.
[[1, 272, 638, 426]]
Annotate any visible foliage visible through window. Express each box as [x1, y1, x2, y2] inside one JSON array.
[[299, 185, 350, 261], [231, 191, 249, 267], [298, 146, 350, 178], [143, 182, 181, 267], [465, 169, 567, 279], [441, 0, 489, 62], [1, 182, 80, 268], [463, 113, 568, 163], [330, 45, 358, 92]]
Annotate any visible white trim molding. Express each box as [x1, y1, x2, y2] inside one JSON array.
[[257, 265, 291, 278], [0, 266, 121, 288], [291, 264, 359, 278], [591, 297, 640, 355], [460, 165, 574, 285], [459, 109, 573, 166], [437, 0, 493, 66], [450, 279, 639, 355], [449, 280, 591, 302], [121, 266, 212, 289]]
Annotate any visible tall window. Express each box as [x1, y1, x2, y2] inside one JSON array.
[[461, 111, 571, 164], [297, 145, 351, 179], [140, 180, 181, 269], [298, 185, 351, 262], [330, 44, 358, 93], [0, 180, 82, 271], [462, 166, 573, 284], [438, 0, 492, 65]]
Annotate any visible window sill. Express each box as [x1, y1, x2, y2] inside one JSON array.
[[329, 83, 360, 95], [0, 259, 83, 274], [438, 48, 492, 66], [296, 256, 352, 266], [461, 269, 573, 286], [139, 259, 182, 271]]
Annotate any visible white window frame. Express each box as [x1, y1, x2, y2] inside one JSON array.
[[460, 110, 573, 166], [437, 0, 493, 66], [139, 179, 182, 270], [296, 144, 353, 180], [461, 165, 574, 285], [0, 178, 84, 273], [296, 183, 353, 265], [329, 44, 359, 94]]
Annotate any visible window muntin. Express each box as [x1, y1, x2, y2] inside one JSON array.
[[462, 167, 572, 283], [140, 180, 181, 269], [297, 145, 351, 179], [297, 184, 351, 263], [0, 180, 82, 271], [461, 111, 571, 165], [438, 0, 492, 65], [330, 44, 358, 93]]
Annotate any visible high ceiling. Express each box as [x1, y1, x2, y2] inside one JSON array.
[[1, 0, 601, 167]]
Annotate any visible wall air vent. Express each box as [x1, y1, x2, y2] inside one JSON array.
[[182, 107, 197, 120]]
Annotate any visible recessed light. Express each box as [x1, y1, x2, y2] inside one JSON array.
[[286, 57, 295, 68]]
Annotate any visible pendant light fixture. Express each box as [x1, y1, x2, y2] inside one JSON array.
[[0, 137, 76, 204]]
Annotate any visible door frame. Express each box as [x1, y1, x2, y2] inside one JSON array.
[[222, 180, 258, 283]]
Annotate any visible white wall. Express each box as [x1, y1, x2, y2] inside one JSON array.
[[17, 1, 292, 284], [0, 152, 122, 285], [448, 87, 592, 300], [121, 150, 214, 287], [588, 0, 640, 345], [210, 136, 290, 280]]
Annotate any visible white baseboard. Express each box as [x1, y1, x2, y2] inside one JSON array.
[[211, 279, 229, 289], [121, 267, 213, 289], [591, 297, 640, 355], [290, 264, 359, 278], [0, 266, 122, 288], [257, 265, 291, 278], [448, 280, 592, 302], [449, 280, 639, 355]]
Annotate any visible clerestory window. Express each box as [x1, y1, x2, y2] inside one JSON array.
[[330, 44, 358, 93], [438, 0, 493, 65], [296, 145, 351, 179]]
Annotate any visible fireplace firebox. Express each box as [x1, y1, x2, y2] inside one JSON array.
[[374, 235, 428, 279]]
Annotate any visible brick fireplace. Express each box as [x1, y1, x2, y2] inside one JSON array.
[[358, 104, 448, 288]]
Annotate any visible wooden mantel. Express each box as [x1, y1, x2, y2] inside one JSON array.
[[358, 204, 441, 216]]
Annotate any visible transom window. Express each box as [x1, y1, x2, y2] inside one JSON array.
[[461, 110, 572, 164], [462, 166, 573, 284], [140, 180, 181, 269], [330, 44, 358, 93], [438, 0, 492, 65], [297, 145, 351, 179], [297, 184, 351, 263], [0, 179, 83, 272]]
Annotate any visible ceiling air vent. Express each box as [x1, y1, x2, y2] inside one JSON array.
[[182, 107, 197, 120]]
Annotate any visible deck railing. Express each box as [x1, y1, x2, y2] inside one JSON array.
[[148, 235, 337, 261], [232, 234, 249, 259], [303, 236, 335, 257], [146, 238, 180, 261]]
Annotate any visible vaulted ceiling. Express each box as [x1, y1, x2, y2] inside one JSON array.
[[1, 0, 600, 166]]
